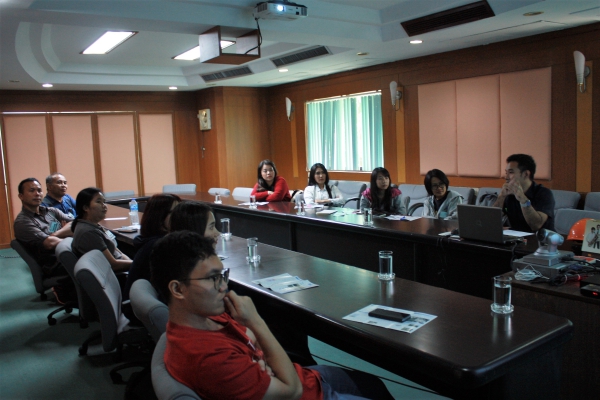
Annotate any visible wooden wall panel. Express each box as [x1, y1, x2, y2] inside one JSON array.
[[139, 114, 177, 194], [593, 59, 600, 192], [3, 116, 50, 221], [196, 88, 226, 192], [97, 114, 137, 193], [51, 115, 96, 196]]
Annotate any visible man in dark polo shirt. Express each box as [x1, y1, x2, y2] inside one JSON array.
[[493, 154, 555, 233], [42, 173, 77, 218], [13, 178, 74, 278]]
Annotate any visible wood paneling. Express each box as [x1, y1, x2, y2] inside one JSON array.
[[138, 114, 177, 194]]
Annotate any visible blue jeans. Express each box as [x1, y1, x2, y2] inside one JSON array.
[[308, 365, 394, 400]]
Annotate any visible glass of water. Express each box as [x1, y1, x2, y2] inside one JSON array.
[[220, 218, 231, 240], [246, 237, 260, 263], [297, 200, 306, 215], [491, 275, 514, 314], [249, 195, 257, 208], [214, 194, 222, 204], [364, 208, 373, 226], [378, 251, 394, 280]]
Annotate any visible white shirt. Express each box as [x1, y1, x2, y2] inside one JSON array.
[[303, 184, 343, 205]]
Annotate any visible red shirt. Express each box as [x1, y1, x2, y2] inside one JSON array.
[[165, 314, 322, 400], [251, 176, 292, 202]]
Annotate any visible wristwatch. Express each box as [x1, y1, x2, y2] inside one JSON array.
[[520, 200, 531, 208]]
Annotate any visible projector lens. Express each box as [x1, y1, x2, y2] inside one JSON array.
[[276, 5, 284, 11]]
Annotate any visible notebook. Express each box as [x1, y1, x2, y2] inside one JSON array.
[[457, 204, 523, 244]]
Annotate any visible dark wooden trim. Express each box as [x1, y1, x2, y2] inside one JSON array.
[[90, 114, 102, 189], [45, 114, 57, 174]]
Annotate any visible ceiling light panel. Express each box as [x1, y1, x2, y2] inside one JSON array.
[[82, 31, 137, 54]]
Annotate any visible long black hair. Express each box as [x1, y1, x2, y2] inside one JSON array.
[[369, 167, 392, 212], [307, 163, 332, 198], [140, 194, 181, 237], [257, 159, 278, 191], [72, 187, 102, 231], [169, 201, 213, 235]]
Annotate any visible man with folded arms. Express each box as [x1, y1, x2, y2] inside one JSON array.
[[151, 230, 393, 400], [42, 173, 77, 218], [493, 154, 555, 233]]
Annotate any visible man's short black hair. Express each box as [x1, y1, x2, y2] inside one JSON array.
[[506, 154, 536, 180], [18, 178, 40, 194], [150, 230, 217, 304]]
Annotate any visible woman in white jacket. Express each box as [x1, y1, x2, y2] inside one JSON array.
[[422, 169, 463, 219], [303, 163, 343, 205]]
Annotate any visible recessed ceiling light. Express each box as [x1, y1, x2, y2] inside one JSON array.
[[82, 31, 137, 54], [357, 52, 368, 56], [279, 68, 288, 72], [523, 11, 543, 16], [169, 86, 178, 90], [173, 40, 236, 61], [410, 40, 423, 44], [42, 83, 53, 88]]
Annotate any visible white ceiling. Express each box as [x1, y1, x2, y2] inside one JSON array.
[[1, 0, 598, 91]]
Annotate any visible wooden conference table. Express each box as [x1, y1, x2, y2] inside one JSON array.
[[102, 203, 572, 399], [107, 192, 542, 300]]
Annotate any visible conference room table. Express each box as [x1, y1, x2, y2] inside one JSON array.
[[107, 192, 542, 300], [102, 201, 572, 399]]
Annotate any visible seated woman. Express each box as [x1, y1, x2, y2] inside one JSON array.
[[422, 169, 463, 219], [303, 163, 343, 205], [360, 167, 406, 215], [123, 193, 181, 301], [251, 159, 291, 202], [71, 188, 132, 272], [169, 201, 221, 248]]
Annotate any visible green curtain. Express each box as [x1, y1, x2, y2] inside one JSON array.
[[306, 93, 382, 171]]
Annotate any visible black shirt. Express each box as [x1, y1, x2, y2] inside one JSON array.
[[503, 181, 555, 232]]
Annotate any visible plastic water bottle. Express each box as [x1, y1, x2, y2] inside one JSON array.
[[129, 199, 140, 228]]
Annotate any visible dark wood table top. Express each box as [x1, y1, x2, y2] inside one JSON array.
[[217, 236, 573, 390]]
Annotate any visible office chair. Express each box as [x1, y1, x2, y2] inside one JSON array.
[[152, 333, 201, 400], [75, 250, 149, 362], [232, 187, 253, 200], [163, 184, 196, 194], [130, 279, 169, 343], [584, 192, 600, 211], [338, 181, 367, 209], [11, 239, 74, 325], [55, 238, 97, 329], [208, 188, 230, 196]]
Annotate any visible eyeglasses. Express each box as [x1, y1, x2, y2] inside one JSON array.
[[182, 268, 229, 290], [431, 183, 446, 190]]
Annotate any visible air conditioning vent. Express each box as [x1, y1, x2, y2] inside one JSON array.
[[271, 46, 330, 67], [401, 0, 495, 37], [200, 66, 253, 82]]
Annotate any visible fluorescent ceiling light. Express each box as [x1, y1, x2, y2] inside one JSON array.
[[410, 40, 423, 44], [279, 68, 288, 72], [82, 31, 137, 54], [42, 83, 53, 88], [173, 40, 236, 61], [169, 86, 178, 90]]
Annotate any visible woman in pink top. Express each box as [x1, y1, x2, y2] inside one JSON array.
[[251, 159, 291, 202]]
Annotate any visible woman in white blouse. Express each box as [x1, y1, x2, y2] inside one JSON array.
[[303, 163, 343, 205]]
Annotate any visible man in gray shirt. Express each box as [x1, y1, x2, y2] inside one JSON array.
[[14, 177, 73, 277]]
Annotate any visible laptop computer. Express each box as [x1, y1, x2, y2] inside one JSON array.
[[457, 204, 523, 244]]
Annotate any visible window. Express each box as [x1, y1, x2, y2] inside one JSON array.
[[306, 91, 383, 171]]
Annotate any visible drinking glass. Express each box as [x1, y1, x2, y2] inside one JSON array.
[[364, 208, 373, 226], [214, 194, 222, 204], [378, 251, 394, 280], [246, 237, 260, 263], [220, 218, 231, 240], [297, 200, 306, 215], [491, 275, 514, 314], [249, 195, 257, 208]]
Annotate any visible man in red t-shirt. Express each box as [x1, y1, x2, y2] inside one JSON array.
[[150, 231, 393, 400]]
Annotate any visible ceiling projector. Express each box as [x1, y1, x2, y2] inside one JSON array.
[[254, 1, 308, 20]]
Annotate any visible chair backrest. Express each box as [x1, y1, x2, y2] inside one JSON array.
[[104, 190, 135, 199], [336, 181, 367, 209], [584, 192, 600, 211], [163, 184, 197, 194], [207, 188, 230, 196], [398, 184, 429, 215], [232, 187, 253, 201], [56, 238, 97, 323], [554, 209, 600, 236], [75, 250, 130, 352], [291, 190, 304, 204], [476, 187, 501, 206], [10, 239, 64, 297], [152, 333, 201, 400], [130, 279, 169, 343], [452, 186, 476, 205], [551, 189, 581, 214]]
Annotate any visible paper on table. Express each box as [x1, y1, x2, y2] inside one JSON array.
[[385, 215, 421, 221], [252, 273, 294, 288], [343, 304, 437, 334], [239, 202, 269, 206], [252, 273, 319, 294], [504, 230, 534, 237], [104, 217, 128, 221], [295, 204, 323, 209], [316, 210, 337, 215]]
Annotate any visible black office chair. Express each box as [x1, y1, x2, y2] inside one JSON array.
[[11, 239, 75, 325]]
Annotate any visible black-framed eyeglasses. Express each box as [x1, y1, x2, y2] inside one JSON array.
[[431, 183, 446, 190], [182, 268, 229, 290]]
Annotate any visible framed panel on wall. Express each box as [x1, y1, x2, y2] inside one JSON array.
[[97, 114, 138, 194], [138, 114, 176, 194]]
